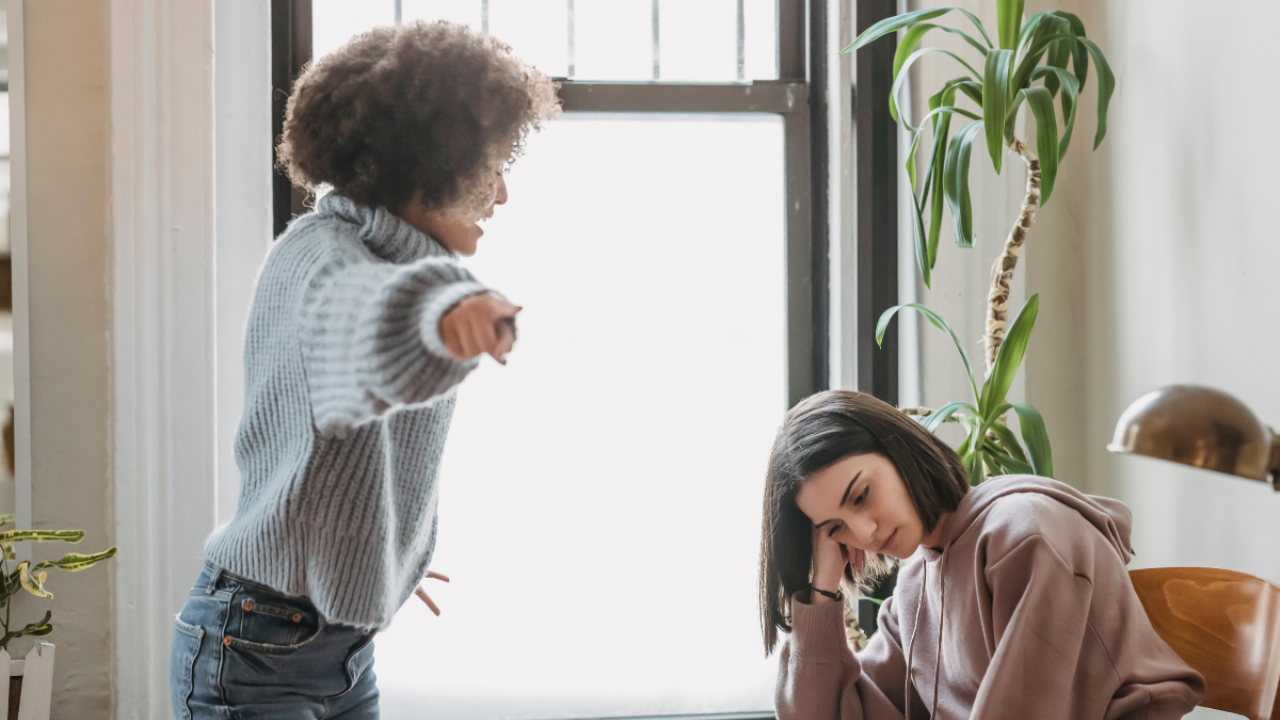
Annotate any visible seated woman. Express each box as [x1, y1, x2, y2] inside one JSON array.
[[760, 390, 1205, 720]]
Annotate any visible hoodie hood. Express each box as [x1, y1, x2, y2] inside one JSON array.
[[919, 475, 1134, 566]]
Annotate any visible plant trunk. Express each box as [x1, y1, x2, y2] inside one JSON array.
[[983, 136, 1042, 374]]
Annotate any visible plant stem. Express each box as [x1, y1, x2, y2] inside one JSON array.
[[983, 135, 1042, 374]]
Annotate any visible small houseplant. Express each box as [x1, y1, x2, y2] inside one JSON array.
[[0, 514, 116, 717], [0, 513, 118, 649], [847, 1, 1115, 484]]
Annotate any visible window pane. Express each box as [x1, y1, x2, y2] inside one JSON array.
[[660, 0, 737, 81], [488, 0, 569, 79], [374, 115, 786, 719], [312, 0, 394, 61], [313, 1, 779, 81], [402, 0, 482, 30], [573, 0, 652, 80]]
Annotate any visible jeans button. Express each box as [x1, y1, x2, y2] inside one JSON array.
[[242, 601, 254, 612]]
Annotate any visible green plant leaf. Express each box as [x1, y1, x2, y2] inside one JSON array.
[[980, 294, 1040, 416], [1043, 38, 1072, 96], [963, 449, 987, 486], [1011, 403, 1054, 477], [1017, 87, 1060, 202], [845, 7, 993, 53], [986, 420, 1029, 463], [877, 304, 979, 404], [1077, 37, 1115, 149], [955, 413, 981, 453], [985, 440, 1035, 475], [891, 48, 981, 132], [0, 612, 53, 651], [17, 611, 52, 637], [982, 49, 1014, 174], [1031, 66, 1080, 158], [891, 24, 989, 122], [0, 515, 14, 528], [926, 127, 947, 272], [907, 150, 932, 288], [34, 546, 118, 573], [943, 120, 984, 248], [0, 572, 20, 605], [922, 401, 977, 434], [1012, 14, 1072, 91], [955, 81, 983, 107], [997, 0, 1025, 49], [0, 529, 84, 544], [1045, 11, 1089, 89], [1015, 12, 1044, 50], [18, 561, 52, 599]]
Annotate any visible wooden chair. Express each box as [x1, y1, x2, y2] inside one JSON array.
[[1131, 567, 1280, 720]]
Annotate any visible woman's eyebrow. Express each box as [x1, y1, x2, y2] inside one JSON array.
[[816, 470, 866, 528], [840, 470, 864, 507]]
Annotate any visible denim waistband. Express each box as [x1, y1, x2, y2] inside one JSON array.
[[198, 560, 316, 609]]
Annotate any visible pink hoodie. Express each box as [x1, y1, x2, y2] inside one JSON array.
[[776, 476, 1205, 719]]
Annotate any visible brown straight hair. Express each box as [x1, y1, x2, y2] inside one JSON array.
[[759, 390, 968, 653]]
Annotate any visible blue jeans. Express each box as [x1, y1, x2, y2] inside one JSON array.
[[169, 563, 380, 719]]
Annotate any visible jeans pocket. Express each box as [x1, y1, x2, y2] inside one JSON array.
[[169, 617, 204, 720], [224, 592, 323, 653]]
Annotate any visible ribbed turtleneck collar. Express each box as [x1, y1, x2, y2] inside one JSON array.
[[316, 191, 456, 265]]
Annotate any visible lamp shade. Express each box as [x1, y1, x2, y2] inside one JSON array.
[[1108, 385, 1280, 487]]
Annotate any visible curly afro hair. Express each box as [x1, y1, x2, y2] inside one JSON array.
[[278, 21, 560, 215]]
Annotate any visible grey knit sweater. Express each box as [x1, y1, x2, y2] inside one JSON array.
[[204, 192, 487, 630]]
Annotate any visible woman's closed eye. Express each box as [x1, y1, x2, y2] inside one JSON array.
[[827, 522, 841, 538], [852, 485, 870, 507]]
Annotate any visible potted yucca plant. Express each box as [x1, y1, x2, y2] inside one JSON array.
[[847, 1, 1115, 484], [0, 514, 116, 718]]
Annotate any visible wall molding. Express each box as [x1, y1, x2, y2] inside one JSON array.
[[9, 0, 32, 557], [109, 0, 217, 716]]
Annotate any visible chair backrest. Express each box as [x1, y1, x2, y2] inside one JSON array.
[[1131, 567, 1280, 720]]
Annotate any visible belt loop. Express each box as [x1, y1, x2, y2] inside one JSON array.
[[204, 565, 224, 595]]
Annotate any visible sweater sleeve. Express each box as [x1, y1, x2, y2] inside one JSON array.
[[298, 250, 488, 435], [974, 534, 1204, 720], [775, 595, 909, 720]]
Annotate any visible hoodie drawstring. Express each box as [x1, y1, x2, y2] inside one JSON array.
[[903, 563, 927, 720], [931, 551, 947, 718], [902, 552, 948, 720]]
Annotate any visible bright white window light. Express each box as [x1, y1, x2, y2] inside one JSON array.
[[374, 115, 786, 719]]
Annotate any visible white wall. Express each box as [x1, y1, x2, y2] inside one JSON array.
[[1072, 0, 1280, 574], [13, 1, 113, 716]]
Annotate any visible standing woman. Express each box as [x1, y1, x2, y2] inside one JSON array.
[[168, 22, 560, 719], [760, 390, 1205, 720]]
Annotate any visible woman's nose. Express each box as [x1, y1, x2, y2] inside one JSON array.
[[850, 517, 878, 547], [494, 175, 508, 206]]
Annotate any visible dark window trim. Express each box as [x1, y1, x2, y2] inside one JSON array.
[[853, 0, 899, 407], [271, 0, 311, 239]]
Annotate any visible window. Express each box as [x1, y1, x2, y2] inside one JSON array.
[[270, 0, 900, 716]]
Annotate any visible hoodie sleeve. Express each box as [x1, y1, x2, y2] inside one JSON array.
[[775, 595, 913, 720], [975, 532, 1205, 720]]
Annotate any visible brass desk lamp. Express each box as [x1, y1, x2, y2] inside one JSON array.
[[1109, 385, 1280, 489]]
